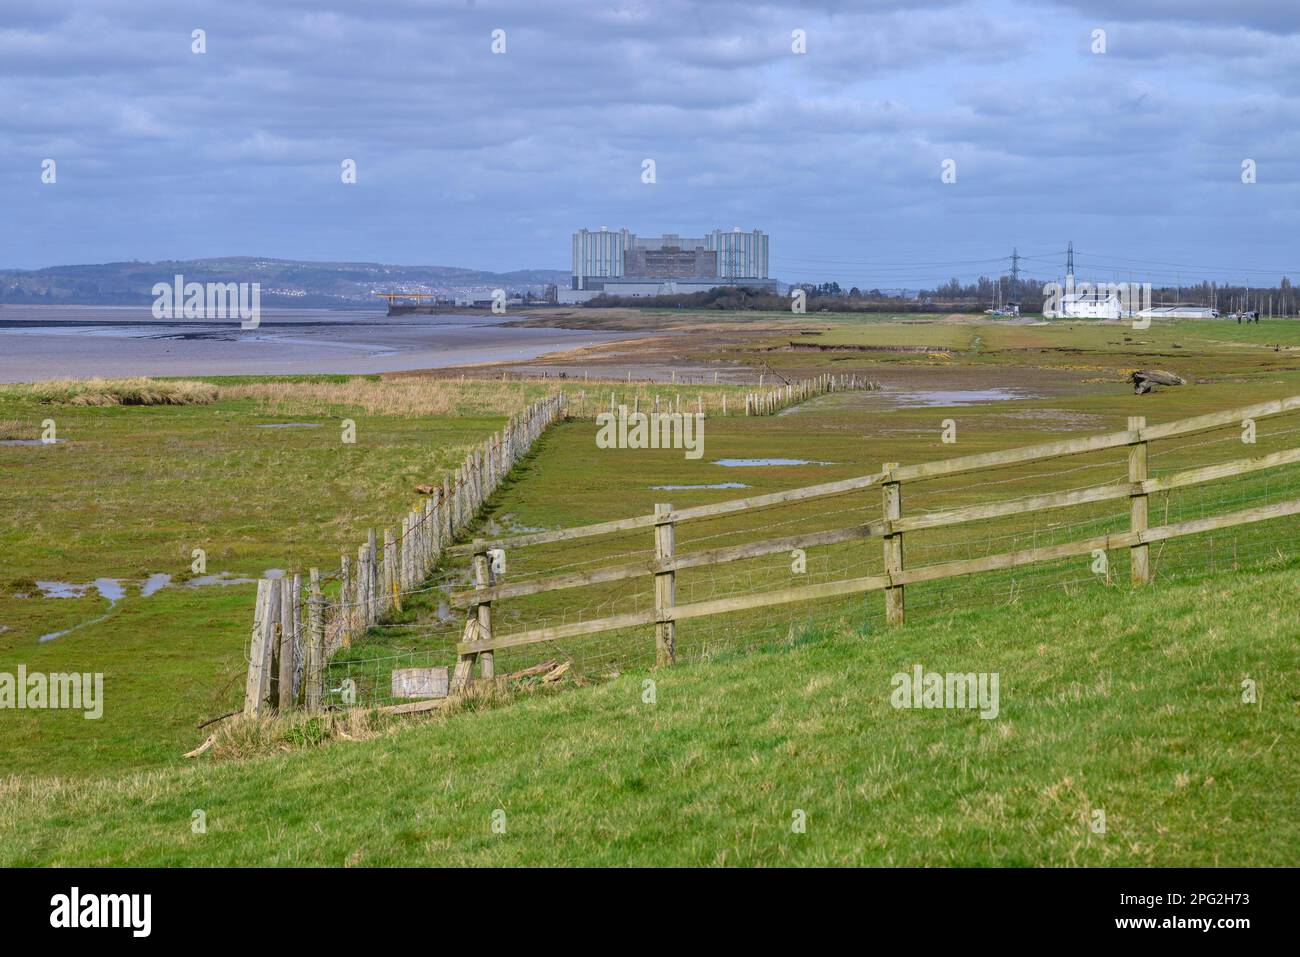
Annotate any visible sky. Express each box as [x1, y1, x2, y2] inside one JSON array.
[[1, 0, 1297, 288]]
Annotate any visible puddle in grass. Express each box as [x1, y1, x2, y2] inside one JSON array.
[[781, 387, 1036, 416], [652, 482, 751, 490], [0, 439, 61, 446], [882, 388, 1032, 408], [37, 578, 126, 601], [187, 573, 257, 587], [36, 579, 125, 642], [141, 573, 171, 596], [33, 572, 257, 641], [712, 458, 835, 467]]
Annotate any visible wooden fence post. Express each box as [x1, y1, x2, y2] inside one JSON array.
[[243, 579, 273, 717], [441, 478, 452, 542], [277, 575, 295, 712], [366, 528, 378, 625], [340, 553, 352, 646], [384, 527, 400, 613], [1128, 415, 1151, 585], [356, 542, 369, 635], [306, 568, 324, 713], [654, 503, 677, 664], [882, 463, 905, 625], [473, 541, 495, 679], [290, 572, 303, 704]]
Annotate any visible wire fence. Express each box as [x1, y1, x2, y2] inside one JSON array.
[[250, 395, 1300, 715]]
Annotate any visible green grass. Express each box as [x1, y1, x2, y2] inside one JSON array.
[[2, 563, 1294, 866], [0, 379, 541, 775]]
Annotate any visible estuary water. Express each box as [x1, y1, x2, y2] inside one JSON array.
[[0, 306, 641, 382]]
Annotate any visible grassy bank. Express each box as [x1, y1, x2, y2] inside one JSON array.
[[0, 376, 552, 775], [2, 563, 1294, 866]]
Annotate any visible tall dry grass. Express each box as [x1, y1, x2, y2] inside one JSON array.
[[0, 377, 218, 406], [222, 377, 556, 418], [207, 680, 528, 761]]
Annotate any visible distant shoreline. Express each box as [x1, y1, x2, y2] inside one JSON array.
[[0, 305, 647, 383]]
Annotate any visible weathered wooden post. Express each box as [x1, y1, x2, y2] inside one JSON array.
[[654, 503, 677, 665], [355, 542, 368, 633], [277, 575, 296, 712], [472, 541, 495, 680], [366, 528, 379, 624], [383, 527, 399, 613], [243, 578, 274, 717], [882, 463, 905, 625], [306, 568, 324, 713], [340, 553, 352, 646], [441, 478, 452, 542], [424, 497, 436, 570], [290, 572, 303, 702], [1128, 415, 1150, 585]]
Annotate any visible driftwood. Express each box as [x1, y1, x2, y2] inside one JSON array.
[[183, 735, 216, 758], [501, 659, 559, 681], [542, 661, 571, 683], [1131, 370, 1186, 394], [196, 708, 240, 730]]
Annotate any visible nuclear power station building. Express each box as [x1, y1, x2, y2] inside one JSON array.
[[564, 227, 775, 301]]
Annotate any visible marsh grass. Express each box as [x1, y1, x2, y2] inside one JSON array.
[[0, 377, 219, 406], [222, 377, 558, 418]]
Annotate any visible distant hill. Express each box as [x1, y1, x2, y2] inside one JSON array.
[[0, 257, 570, 308]]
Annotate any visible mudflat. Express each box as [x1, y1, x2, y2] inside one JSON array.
[[0, 306, 644, 382]]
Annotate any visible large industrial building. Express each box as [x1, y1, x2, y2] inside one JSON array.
[[564, 227, 775, 302]]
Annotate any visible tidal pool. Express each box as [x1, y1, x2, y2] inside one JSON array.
[[651, 482, 751, 490], [712, 458, 835, 467]]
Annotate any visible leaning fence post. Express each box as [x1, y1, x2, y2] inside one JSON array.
[[1128, 415, 1151, 585], [654, 503, 677, 664], [306, 568, 324, 712], [882, 463, 905, 625], [472, 540, 495, 679]]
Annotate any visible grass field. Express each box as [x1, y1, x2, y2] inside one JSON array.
[[0, 375, 557, 775], [1, 561, 1294, 866], [3, 312, 1298, 868]]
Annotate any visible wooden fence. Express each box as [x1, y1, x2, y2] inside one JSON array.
[[242, 393, 567, 717], [444, 395, 1300, 680], [565, 372, 877, 420]]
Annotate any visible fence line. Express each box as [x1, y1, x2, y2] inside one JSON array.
[[564, 372, 878, 420], [445, 394, 1300, 678], [242, 393, 566, 717]]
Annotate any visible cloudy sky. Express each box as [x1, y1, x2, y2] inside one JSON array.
[[2, 0, 1296, 287]]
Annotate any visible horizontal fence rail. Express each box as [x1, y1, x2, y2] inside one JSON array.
[[446, 395, 1300, 678], [451, 394, 1300, 559]]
